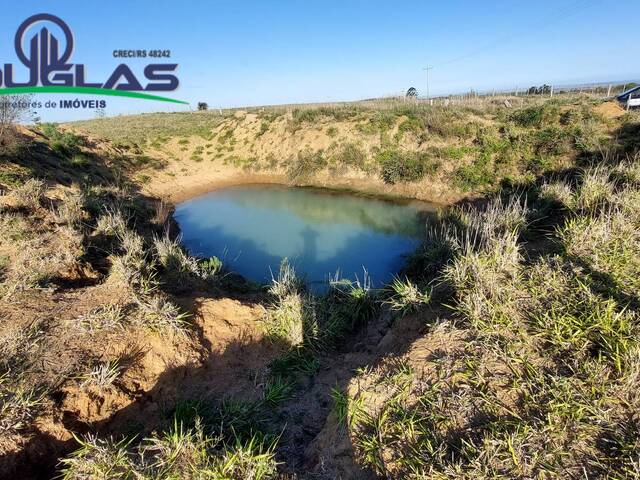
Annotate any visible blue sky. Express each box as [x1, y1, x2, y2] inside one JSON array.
[[1, 0, 638, 121]]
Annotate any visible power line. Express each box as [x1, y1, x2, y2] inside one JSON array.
[[432, 0, 600, 68]]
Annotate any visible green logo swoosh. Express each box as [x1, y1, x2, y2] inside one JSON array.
[[0, 86, 189, 104]]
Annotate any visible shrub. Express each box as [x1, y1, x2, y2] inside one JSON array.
[[509, 103, 559, 128], [532, 126, 570, 156], [396, 116, 424, 138], [41, 123, 83, 154], [452, 154, 493, 191], [286, 149, 327, 180], [256, 121, 270, 137], [430, 145, 475, 160], [376, 149, 439, 184], [331, 143, 367, 170]]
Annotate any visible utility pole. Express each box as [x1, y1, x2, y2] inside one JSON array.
[[422, 66, 433, 100]]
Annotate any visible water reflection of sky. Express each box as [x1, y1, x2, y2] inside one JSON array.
[[174, 185, 436, 288]]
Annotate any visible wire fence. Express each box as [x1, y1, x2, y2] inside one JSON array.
[[207, 81, 639, 115]]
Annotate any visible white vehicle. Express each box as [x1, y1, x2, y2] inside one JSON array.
[[616, 85, 640, 108]]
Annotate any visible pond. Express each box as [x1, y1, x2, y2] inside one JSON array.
[[174, 185, 437, 290]]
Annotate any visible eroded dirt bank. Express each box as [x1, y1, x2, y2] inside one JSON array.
[[141, 162, 462, 205]]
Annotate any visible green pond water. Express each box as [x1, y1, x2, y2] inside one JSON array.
[[174, 185, 437, 289]]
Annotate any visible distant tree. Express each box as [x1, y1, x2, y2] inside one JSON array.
[[198, 102, 208, 111], [406, 87, 418, 98], [0, 94, 35, 147], [527, 84, 552, 95]]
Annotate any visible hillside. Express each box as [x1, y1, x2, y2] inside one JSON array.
[[68, 96, 624, 203], [0, 95, 638, 479]]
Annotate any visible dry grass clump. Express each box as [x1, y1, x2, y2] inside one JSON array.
[[538, 180, 574, 206], [440, 197, 528, 331], [81, 359, 122, 388], [0, 320, 46, 454], [60, 421, 278, 480], [53, 190, 87, 227], [134, 295, 190, 333], [267, 258, 304, 300], [151, 199, 172, 227], [383, 276, 431, 315], [0, 182, 87, 295], [106, 229, 154, 294], [573, 166, 615, 212], [10, 178, 45, 210], [4, 225, 83, 292], [264, 293, 313, 347], [263, 259, 316, 347], [75, 305, 126, 333], [0, 320, 44, 376], [560, 208, 640, 297], [101, 224, 192, 335], [154, 235, 199, 274], [94, 208, 128, 237], [0, 377, 42, 449], [153, 234, 220, 286], [613, 153, 640, 185]]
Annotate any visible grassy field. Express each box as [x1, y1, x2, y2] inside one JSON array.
[[0, 95, 638, 479]]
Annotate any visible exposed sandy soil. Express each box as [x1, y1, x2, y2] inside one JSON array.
[[143, 159, 458, 205], [595, 101, 626, 119], [70, 112, 470, 205], [0, 281, 282, 478], [1, 273, 436, 479]]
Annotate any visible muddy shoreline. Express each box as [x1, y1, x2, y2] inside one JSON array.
[[144, 168, 458, 207]]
